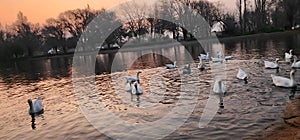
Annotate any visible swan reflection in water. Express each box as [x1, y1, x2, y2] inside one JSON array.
[[131, 94, 141, 107], [289, 87, 297, 100]]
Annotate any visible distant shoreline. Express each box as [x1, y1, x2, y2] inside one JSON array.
[[10, 29, 300, 62]]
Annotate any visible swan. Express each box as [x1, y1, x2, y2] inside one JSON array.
[[211, 57, 223, 63], [213, 80, 227, 95], [28, 97, 44, 115], [291, 55, 300, 68], [225, 56, 233, 61], [237, 68, 247, 79], [285, 49, 293, 62], [125, 71, 141, 83], [131, 81, 143, 95], [264, 58, 279, 69], [271, 69, 296, 88], [198, 58, 205, 71], [182, 64, 191, 74], [166, 61, 177, 69], [200, 52, 209, 61], [213, 80, 226, 108], [237, 68, 248, 84]]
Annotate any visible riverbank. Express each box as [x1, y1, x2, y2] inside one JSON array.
[[6, 29, 300, 62], [262, 96, 300, 140]]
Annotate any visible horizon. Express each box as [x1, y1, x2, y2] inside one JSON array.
[[0, 0, 236, 26]]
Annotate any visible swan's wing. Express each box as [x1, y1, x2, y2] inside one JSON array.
[[213, 81, 226, 94], [166, 64, 175, 69], [212, 57, 223, 63], [292, 61, 300, 68], [264, 61, 278, 68], [212, 81, 218, 93], [131, 84, 137, 94], [221, 82, 227, 94], [125, 76, 137, 82], [200, 54, 207, 57], [125, 82, 132, 92], [211, 57, 217, 62], [213, 81, 220, 93], [271, 74, 291, 87], [137, 84, 143, 94], [237, 69, 247, 79], [200, 54, 208, 60], [33, 99, 44, 113], [225, 56, 232, 60]]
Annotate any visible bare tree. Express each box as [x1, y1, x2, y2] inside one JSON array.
[[10, 11, 41, 57], [119, 1, 149, 38], [236, 0, 243, 33], [243, 0, 247, 33], [282, 0, 300, 28], [254, 0, 267, 30]]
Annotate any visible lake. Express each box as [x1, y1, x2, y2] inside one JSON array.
[[0, 30, 299, 139]]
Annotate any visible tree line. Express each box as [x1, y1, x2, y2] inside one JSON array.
[[0, 0, 299, 61]]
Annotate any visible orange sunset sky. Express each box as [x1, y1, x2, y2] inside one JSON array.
[[0, 0, 235, 25]]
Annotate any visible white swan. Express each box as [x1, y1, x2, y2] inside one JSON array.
[[213, 80, 227, 95], [225, 56, 233, 61], [200, 52, 209, 61], [271, 69, 296, 88], [131, 81, 143, 95], [125, 71, 141, 83], [198, 58, 205, 71], [237, 68, 248, 84], [285, 49, 293, 62], [213, 80, 226, 108], [264, 58, 279, 69], [125, 82, 132, 92], [182, 64, 191, 74], [211, 57, 223, 63], [28, 97, 44, 115], [291, 55, 300, 68], [166, 61, 177, 69], [237, 68, 248, 80]]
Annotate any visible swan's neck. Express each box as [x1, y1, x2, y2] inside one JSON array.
[[28, 102, 33, 109], [28, 100, 34, 113], [134, 83, 138, 89], [136, 73, 140, 79], [218, 81, 222, 92], [290, 73, 295, 85]]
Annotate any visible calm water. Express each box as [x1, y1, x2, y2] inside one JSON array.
[[1, 31, 300, 139]]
